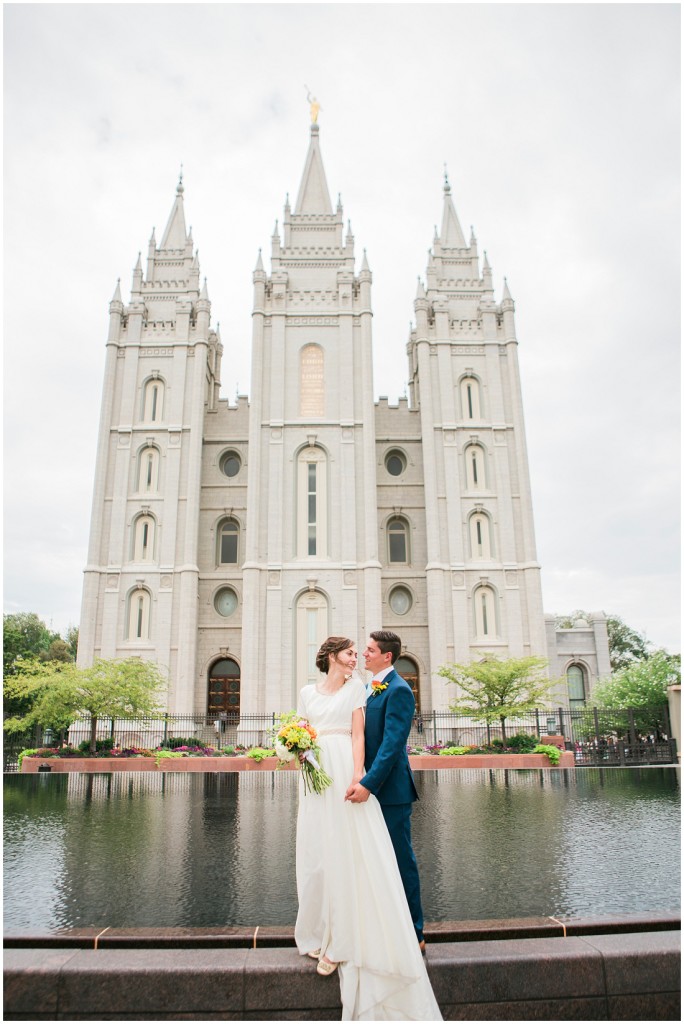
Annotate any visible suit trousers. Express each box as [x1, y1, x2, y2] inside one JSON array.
[[380, 802, 424, 942]]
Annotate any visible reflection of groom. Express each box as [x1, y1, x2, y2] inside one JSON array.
[[345, 629, 425, 951]]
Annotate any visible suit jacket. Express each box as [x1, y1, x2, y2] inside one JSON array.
[[361, 667, 419, 805]]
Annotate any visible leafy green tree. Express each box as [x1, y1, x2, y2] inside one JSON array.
[[591, 650, 680, 736], [4, 658, 167, 752], [438, 655, 558, 746], [64, 625, 79, 661], [605, 616, 652, 672], [3, 612, 59, 675]]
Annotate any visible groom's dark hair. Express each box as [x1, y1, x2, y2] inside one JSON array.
[[370, 630, 401, 665]]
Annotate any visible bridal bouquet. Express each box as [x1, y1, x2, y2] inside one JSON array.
[[274, 713, 333, 795]]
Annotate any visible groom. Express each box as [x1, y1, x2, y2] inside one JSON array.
[[345, 629, 425, 951]]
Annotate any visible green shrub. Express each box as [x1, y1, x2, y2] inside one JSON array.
[[490, 738, 504, 749], [246, 747, 276, 762], [77, 738, 115, 753], [507, 732, 539, 753], [161, 736, 208, 749], [17, 748, 38, 771], [532, 743, 561, 766], [154, 748, 184, 766], [439, 746, 471, 756]]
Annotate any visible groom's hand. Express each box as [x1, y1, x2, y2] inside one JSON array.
[[345, 782, 370, 803]]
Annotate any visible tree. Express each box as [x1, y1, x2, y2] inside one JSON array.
[[3, 612, 59, 675], [3, 658, 167, 752], [64, 625, 79, 661], [605, 616, 652, 672], [591, 650, 680, 736], [438, 655, 558, 746]]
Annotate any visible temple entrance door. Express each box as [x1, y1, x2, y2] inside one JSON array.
[[396, 656, 420, 716], [208, 658, 240, 721]]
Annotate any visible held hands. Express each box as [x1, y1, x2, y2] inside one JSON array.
[[344, 781, 371, 803]]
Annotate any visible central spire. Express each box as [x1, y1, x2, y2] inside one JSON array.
[[294, 124, 332, 215]]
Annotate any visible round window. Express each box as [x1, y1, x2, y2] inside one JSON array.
[[388, 585, 412, 616], [385, 450, 406, 477], [220, 451, 241, 478], [214, 587, 238, 617]]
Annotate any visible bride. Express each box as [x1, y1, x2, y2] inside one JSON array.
[[294, 636, 442, 1021]]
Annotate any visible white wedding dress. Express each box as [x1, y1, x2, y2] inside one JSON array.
[[295, 678, 443, 1022]]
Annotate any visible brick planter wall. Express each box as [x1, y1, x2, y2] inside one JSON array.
[[20, 752, 573, 773]]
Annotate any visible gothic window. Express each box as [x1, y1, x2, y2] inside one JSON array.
[[469, 512, 492, 559], [297, 446, 327, 558], [132, 514, 156, 562], [465, 444, 487, 490], [138, 446, 160, 493], [567, 664, 587, 709], [296, 590, 328, 688], [474, 585, 498, 638], [387, 516, 410, 564], [460, 376, 481, 420], [217, 518, 239, 566], [142, 378, 164, 422], [127, 588, 151, 641], [299, 344, 324, 417]]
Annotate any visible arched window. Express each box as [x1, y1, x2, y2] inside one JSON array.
[[300, 344, 324, 417], [469, 512, 492, 559], [387, 516, 410, 564], [137, 446, 160, 493], [142, 378, 164, 422], [296, 590, 328, 688], [297, 446, 327, 557], [208, 658, 240, 718], [396, 655, 421, 716], [127, 588, 151, 641], [464, 444, 486, 490], [474, 585, 498, 639], [567, 664, 587, 709], [460, 376, 481, 420], [217, 518, 240, 566], [132, 514, 156, 562]]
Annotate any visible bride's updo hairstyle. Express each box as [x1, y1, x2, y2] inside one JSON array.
[[316, 636, 353, 674]]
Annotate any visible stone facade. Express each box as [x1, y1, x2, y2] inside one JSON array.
[[78, 124, 610, 715]]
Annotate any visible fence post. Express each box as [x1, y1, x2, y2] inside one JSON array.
[[163, 714, 169, 746], [558, 706, 565, 739], [593, 707, 601, 747], [535, 709, 541, 738], [432, 710, 437, 747], [628, 708, 637, 747]]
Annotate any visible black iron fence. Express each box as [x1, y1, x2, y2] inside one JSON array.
[[3, 705, 677, 772]]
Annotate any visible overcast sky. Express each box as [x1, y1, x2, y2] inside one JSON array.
[[3, 3, 680, 654]]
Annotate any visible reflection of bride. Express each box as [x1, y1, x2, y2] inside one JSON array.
[[295, 636, 442, 1021]]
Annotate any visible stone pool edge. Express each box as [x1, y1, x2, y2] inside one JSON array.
[[20, 751, 575, 772], [4, 923, 680, 1021]]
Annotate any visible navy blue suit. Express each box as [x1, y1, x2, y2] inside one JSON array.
[[360, 668, 424, 942]]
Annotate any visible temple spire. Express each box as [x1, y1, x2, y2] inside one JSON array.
[[440, 170, 467, 248], [294, 123, 332, 214], [160, 173, 188, 249]]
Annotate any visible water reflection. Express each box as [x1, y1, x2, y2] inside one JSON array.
[[4, 768, 679, 933]]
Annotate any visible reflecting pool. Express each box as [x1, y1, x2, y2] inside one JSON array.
[[4, 767, 680, 934]]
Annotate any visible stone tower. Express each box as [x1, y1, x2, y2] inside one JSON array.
[[78, 177, 222, 712], [239, 123, 382, 712]]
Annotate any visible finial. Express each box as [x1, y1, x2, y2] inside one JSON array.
[[443, 164, 450, 193], [177, 164, 184, 194]]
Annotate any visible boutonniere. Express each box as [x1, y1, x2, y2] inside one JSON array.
[[370, 680, 389, 697]]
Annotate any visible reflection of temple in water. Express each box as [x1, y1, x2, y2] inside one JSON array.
[[78, 122, 610, 716]]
